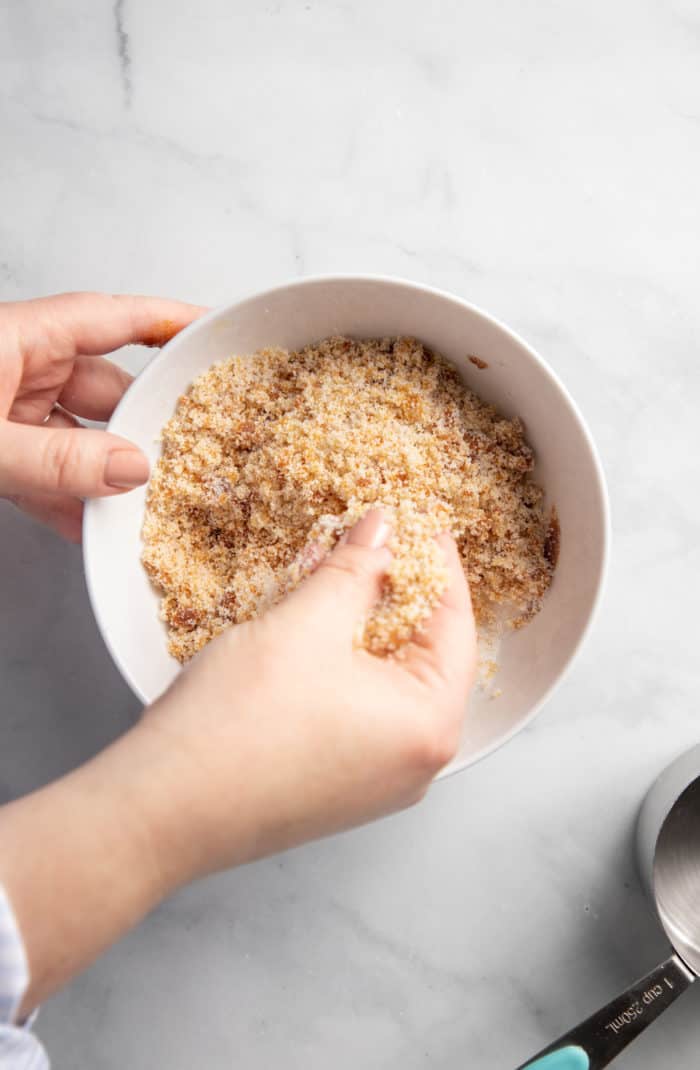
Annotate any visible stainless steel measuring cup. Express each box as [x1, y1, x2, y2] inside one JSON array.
[[516, 744, 700, 1070]]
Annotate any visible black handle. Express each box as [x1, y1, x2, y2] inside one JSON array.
[[517, 954, 694, 1070]]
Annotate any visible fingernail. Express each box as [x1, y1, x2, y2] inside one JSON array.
[[104, 449, 150, 489], [346, 509, 391, 550]]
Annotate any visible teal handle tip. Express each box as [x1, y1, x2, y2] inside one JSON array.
[[525, 1046, 590, 1070]]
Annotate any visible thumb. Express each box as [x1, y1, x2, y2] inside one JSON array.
[[0, 419, 150, 498], [285, 509, 393, 632]]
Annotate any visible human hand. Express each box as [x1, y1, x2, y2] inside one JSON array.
[[0, 291, 205, 541], [134, 509, 477, 888], [0, 510, 475, 1014]]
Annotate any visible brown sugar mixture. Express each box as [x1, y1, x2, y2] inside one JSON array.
[[141, 336, 555, 663]]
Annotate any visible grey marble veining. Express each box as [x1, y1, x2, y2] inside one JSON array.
[[2, 1, 700, 1066]]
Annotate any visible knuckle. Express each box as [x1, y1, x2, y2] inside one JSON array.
[[42, 431, 83, 490], [58, 289, 99, 303], [406, 782, 430, 807], [408, 713, 460, 777], [322, 546, 377, 585], [51, 290, 97, 315], [407, 650, 448, 691]]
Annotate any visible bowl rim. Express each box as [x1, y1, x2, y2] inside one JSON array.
[[84, 272, 611, 777]]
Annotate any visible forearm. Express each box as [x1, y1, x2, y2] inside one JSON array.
[[0, 520, 472, 1018], [0, 729, 171, 1017], [0, 685, 298, 1019], [0, 693, 279, 1018]]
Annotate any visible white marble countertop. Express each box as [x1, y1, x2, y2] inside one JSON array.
[[2, 1, 700, 1066]]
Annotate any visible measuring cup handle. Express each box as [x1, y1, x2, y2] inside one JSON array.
[[515, 953, 693, 1070]]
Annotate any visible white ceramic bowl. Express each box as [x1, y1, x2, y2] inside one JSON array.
[[84, 275, 609, 777]]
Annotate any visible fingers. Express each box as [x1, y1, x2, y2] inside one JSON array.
[[403, 534, 477, 689], [58, 355, 133, 421], [0, 420, 150, 498], [7, 403, 112, 538], [283, 509, 392, 634], [13, 292, 207, 359], [7, 492, 84, 543]]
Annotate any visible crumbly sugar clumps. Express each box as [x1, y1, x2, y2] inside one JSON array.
[[141, 336, 555, 663]]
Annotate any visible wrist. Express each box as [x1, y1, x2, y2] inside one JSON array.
[[96, 716, 202, 898], [112, 699, 255, 892], [127, 677, 299, 886]]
